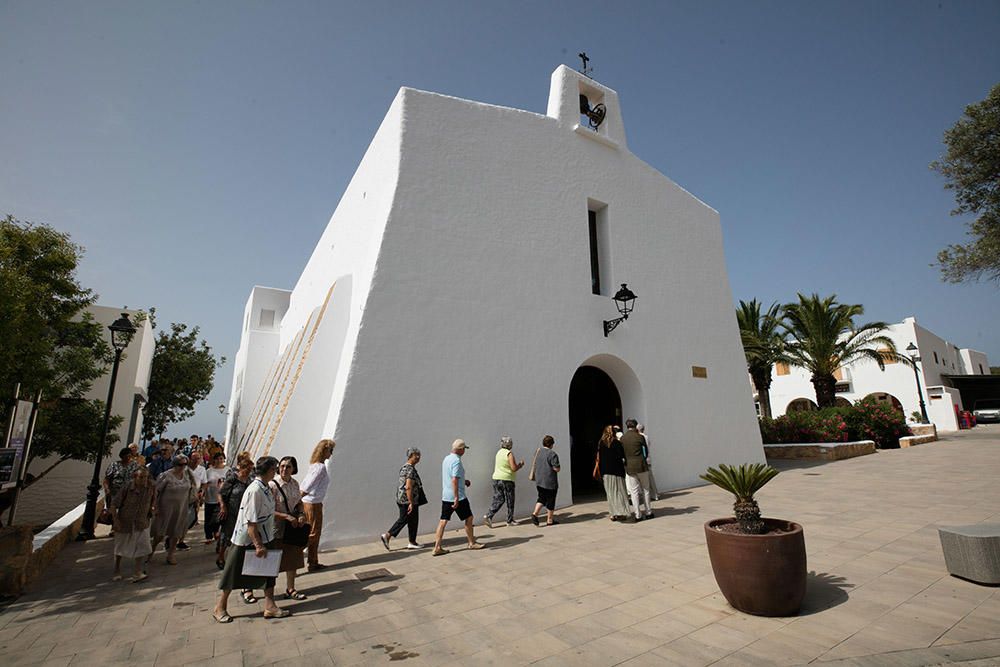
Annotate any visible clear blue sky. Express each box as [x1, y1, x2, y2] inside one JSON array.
[[2, 1, 998, 438]]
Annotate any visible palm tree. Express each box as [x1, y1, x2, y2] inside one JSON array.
[[736, 300, 785, 419], [781, 293, 898, 408]]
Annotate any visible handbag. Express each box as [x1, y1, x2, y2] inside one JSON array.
[[592, 448, 602, 482], [528, 447, 541, 482], [274, 481, 311, 547], [99, 485, 126, 525], [416, 485, 428, 506]]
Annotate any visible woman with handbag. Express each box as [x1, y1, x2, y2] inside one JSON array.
[[598, 425, 630, 521], [150, 454, 198, 565], [109, 466, 155, 582], [270, 456, 309, 600], [379, 447, 425, 550], [212, 456, 288, 623]]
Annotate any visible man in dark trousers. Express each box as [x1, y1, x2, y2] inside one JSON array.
[[620, 419, 653, 521]]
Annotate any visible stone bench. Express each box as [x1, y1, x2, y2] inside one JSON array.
[[763, 441, 876, 461], [938, 524, 1000, 585]]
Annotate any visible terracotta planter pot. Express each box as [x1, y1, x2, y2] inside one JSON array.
[[704, 517, 806, 617]]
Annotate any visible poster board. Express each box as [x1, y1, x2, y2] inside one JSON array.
[[2, 400, 33, 490]]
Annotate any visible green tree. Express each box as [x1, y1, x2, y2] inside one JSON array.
[[735, 299, 786, 419], [142, 321, 224, 441], [0, 215, 116, 486], [781, 294, 898, 409], [931, 83, 1000, 284]]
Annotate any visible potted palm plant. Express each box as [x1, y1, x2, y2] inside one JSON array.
[[701, 463, 806, 616]]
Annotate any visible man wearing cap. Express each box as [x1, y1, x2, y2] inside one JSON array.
[[432, 439, 485, 556]]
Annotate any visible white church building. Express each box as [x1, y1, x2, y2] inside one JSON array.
[[225, 65, 763, 546], [764, 316, 990, 432]]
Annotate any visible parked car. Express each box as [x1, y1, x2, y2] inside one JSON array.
[[972, 399, 1000, 423]]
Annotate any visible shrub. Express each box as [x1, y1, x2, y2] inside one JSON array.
[[759, 408, 849, 444], [759, 399, 911, 449], [844, 396, 911, 449]]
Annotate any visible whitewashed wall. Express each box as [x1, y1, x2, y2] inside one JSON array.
[[229, 66, 763, 546]]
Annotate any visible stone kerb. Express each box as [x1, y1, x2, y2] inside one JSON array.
[[763, 440, 876, 460], [0, 498, 93, 595]]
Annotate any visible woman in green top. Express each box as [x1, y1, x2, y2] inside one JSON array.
[[483, 436, 524, 528]]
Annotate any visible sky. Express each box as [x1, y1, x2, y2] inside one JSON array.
[[2, 1, 998, 439]]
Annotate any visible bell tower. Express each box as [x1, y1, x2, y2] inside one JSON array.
[[546, 64, 628, 149]]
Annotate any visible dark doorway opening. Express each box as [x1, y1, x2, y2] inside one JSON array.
[[568, 365, 622, 501]]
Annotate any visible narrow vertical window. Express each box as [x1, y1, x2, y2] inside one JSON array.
[[588, 210, 601, 295]]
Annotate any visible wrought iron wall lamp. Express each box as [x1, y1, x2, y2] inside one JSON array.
[[603, 284, 637, 337]]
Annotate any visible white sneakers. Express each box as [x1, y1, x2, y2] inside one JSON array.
[[406, 542, 425, 550]]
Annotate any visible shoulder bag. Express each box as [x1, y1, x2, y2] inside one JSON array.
[[528, 447, 541, 482], [274, 482, 311, 547]]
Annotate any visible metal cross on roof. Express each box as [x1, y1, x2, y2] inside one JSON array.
[[578, 52, 593, 78]]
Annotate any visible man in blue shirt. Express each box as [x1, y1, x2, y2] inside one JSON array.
[[432, 439, 485, 556], [147, 442, 174, 479]]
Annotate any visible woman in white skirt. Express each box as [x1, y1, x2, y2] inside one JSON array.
[[109, 466, 156, 582]]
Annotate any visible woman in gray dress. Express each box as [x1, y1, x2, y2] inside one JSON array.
[[150, 454, 197, 564]]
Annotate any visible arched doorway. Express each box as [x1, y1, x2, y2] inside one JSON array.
[[786, 398, 818, 413], [864, 392, 904, 413], [568, 366, 622, 501]]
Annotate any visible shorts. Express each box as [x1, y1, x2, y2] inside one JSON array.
[[536, 486, 557, 511], [440, 498, 473, 521]]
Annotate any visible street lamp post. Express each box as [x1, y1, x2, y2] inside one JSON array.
[[77, 313, 137, 541], [906, 342, 930, 425]]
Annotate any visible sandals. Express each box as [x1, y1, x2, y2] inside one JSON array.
[[263, 608, 291, 619], [467, 542, 485, 550], [216, 559, 225, 570], [379, 534, 390, 551], [213, 612, 233, 623], [432, 548, 449, 557], [130, 573, 148, 584], [241, 590, 258, 604], [284, 589, 307, 600]]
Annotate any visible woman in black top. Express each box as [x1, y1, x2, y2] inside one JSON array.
[[597, 425, 631, 521]]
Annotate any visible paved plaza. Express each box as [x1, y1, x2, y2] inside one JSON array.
[[2, 426, 999, 666]]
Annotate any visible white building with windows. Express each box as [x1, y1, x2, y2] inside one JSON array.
[[225, 65, 763, 546], [764, 317, 990, 431], [17, 305, 154, 526]]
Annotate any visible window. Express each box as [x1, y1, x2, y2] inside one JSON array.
[[877, 348, 896, 364], [776, 362, 790, 376], [587, 200, 610, 295], [588, 210, 600, 295], [980, 364, 985, 374], [259, 309, 275, 329], [833, 367, 843, 380], [933, 351, 939, 364]]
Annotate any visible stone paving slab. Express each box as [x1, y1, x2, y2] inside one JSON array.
[[1, 425, 999, 665]]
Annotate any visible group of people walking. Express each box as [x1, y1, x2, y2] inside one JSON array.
[[105, 419, 657, 624], [102, 437, 336, 622], [376, 420, 655, 558]]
